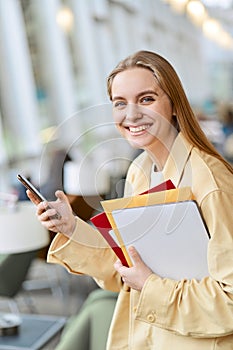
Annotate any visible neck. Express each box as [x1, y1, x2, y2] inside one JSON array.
[[146, 130, 178, 171]]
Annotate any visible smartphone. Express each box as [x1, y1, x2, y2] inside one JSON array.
[[17, 174, 61, 219], [17, 174, 47, 202]]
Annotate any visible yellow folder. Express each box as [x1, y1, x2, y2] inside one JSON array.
[[101, 188, 209, 280], [101, 187, 194, 267]]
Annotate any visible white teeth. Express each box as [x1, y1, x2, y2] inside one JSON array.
[[129, 125, 150, 133]]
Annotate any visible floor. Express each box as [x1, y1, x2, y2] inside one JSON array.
[[0, 258, 98, 349]]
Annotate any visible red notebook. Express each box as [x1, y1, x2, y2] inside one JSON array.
[[90, 179, 175, 266]]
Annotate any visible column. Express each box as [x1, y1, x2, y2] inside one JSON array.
[[109, 1, 135, 60], [0, 0, 41, 157], [32, 0, 79, 143], [0, 111, 7, 166], [69, 0, 106, 104], [92, 0, 116, 79], [0, 109, 9, 192]]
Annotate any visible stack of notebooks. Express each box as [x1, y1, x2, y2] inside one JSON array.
[[90, 180, 209, 280]]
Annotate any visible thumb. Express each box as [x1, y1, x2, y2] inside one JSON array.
[[128, 246, 142, 266], [55, 190, 68, 203]]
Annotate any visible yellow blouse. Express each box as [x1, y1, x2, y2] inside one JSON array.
[[48, 132, 233, 349]]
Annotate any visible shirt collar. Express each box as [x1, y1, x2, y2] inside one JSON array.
[[127, 132, 193, 195], [162, 132, 193, 187]]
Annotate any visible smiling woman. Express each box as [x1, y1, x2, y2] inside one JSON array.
[[110, 67, 177, 169], [27, 50, 233, 350], [107, 50, 233, 174]]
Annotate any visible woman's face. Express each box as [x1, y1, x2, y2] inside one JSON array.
[[111, 67, 176, 154]]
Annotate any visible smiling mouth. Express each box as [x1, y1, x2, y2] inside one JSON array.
[[127, 124, 151, 133]]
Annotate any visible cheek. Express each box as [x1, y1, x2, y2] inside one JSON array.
[[159, 101, 173, 121], [115, 123, 125, 138], [112, 111, 124, 135], [150, 108, 173, 127], [112, 110, 125, 125]]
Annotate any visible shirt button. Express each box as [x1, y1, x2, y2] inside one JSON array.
[[147, 313, 156, 323]]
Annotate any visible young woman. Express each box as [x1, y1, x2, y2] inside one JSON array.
[[28, 51, 233, 349]]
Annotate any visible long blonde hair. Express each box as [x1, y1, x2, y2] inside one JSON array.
[[107, 50, 233, 174]]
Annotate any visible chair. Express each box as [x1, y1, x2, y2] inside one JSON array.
[[0, 251, 38, 312], [55, 289, 118, 350], [0, 201, 50, 312]]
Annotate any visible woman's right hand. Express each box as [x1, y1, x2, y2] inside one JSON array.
[[27, 190, 76, 237]]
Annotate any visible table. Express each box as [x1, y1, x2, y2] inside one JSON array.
[[0, 314, 66, 350]]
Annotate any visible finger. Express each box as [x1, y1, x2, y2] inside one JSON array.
[[39, 207, 59, 221], [37, 201, 50, 216], [114, 263, 129, 276], [41, 220, 61, 233], [26, 190, 40, 205], [114, 259, 123, 270], [128, 246, 142, 265], [55, 190, 68, 203], [41, 214, 62, 231]]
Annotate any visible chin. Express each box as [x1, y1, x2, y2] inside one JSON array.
[[130, 143, 143, 150], [127, 139, 146, 150], [126, 135, 152, 148]]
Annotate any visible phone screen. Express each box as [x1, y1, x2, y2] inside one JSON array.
[[17, 174, 46, 202]]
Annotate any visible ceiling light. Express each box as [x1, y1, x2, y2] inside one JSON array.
[[167, 0, 189, 13], [202, 18, 221, 39], [56, 6, 74, 33], [187, 0, 207, 26], [214, 30, 233, 49]]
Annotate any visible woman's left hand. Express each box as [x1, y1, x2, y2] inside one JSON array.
[[114, 246, 153, 291]]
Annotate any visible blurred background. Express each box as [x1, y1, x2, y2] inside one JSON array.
[[0, 2, 232, 348], [0, 0, 233, 199]]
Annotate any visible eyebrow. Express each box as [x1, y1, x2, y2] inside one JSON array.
[[112, 89, 158, 102]]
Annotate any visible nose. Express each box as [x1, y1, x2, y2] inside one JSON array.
[[125, 103, 142, 122]]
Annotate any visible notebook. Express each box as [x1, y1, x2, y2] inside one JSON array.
[[108, 200, 209, 280], [90, 180, 175, 267]]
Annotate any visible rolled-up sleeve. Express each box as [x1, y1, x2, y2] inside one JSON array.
[[47, 217, 122, 292]]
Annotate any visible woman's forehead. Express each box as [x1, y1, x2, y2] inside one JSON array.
[[111, 67, 161, 97]]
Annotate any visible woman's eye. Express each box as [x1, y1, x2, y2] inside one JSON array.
[[141, 96, 155, 103], [114, 101, 126, 108]]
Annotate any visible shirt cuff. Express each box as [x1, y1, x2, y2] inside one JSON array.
[[135, 274, 175, 327]]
